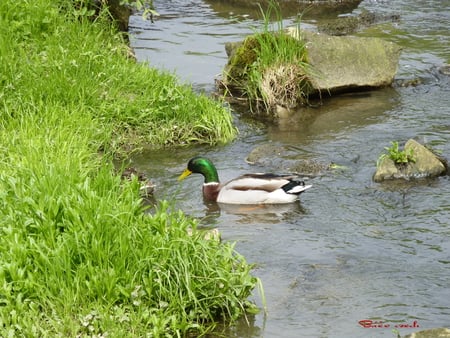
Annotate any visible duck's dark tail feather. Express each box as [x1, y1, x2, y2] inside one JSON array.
[[282, 180, 312, 195]]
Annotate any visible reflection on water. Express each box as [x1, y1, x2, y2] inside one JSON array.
[[197, 201, 306, 225], [129, 0, 450, 337], [268, 88, 399, 144], [206, 313, 262, 338], [218, 202, 307, 224]]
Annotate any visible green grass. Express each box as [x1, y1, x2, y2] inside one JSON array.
[[0, 0, 236, 151], [378, 141, 416, 166], [225, 1, 312, 112], [0, 0, 256, 335]]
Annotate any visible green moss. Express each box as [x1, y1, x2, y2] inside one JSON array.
[[227, 33, 307, 79], [225, 36, 260, 86]]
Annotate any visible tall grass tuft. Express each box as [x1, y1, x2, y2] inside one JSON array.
[[226, 0, 312, 113], [0, 0, 256, 335]]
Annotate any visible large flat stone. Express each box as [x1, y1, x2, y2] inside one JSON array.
[[287, 28, 402, 93]]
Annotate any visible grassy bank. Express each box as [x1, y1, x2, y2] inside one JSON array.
[[0, 0, 256, 336], [1, 0, 236, 150]]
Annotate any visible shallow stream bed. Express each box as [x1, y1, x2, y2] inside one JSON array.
[[129, 1, 450, 336]]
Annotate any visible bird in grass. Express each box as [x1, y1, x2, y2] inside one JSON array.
[[178, 156, 312, 204]]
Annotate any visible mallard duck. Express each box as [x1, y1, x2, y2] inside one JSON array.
[[178, 156, 312, 204]]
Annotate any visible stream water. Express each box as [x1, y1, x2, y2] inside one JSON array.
[[128, 1, 450, 337]]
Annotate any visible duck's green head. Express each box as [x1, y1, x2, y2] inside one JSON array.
[[178, 156, 219, 183]]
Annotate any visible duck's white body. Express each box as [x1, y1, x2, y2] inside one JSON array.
[[215, 174, 312, 204]]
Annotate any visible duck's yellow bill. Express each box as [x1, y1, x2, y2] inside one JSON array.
[[178, 169, 192, 181]]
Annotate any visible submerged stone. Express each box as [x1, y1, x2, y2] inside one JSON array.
[[246, 143, 333, 177], [317, 9, 400, 36]]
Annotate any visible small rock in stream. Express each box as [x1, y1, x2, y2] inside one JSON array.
[[373, 139, 447, 182]]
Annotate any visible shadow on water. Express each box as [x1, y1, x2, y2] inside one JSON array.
[[266, 88, 400, 144]]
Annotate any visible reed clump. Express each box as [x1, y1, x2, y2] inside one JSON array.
[[223, 1, 313, 114], [0, 0, 256, 335]]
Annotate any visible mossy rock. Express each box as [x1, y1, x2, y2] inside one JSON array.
[[223, 35, 263, 88], [221, 28, 401, 114], [223, 33, 309, 94], [439, 64, 450, 76], [373, 139, 447, 182]]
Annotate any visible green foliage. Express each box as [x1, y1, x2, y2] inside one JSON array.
[[121, 0, 160, 21], [0, 122, 258, 332], [255, 1, 307, 66], [0, 0, 236, 150], [378, 141, 416, 166], [0, 0, 255, 335], [225, 0, 311, 112]]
